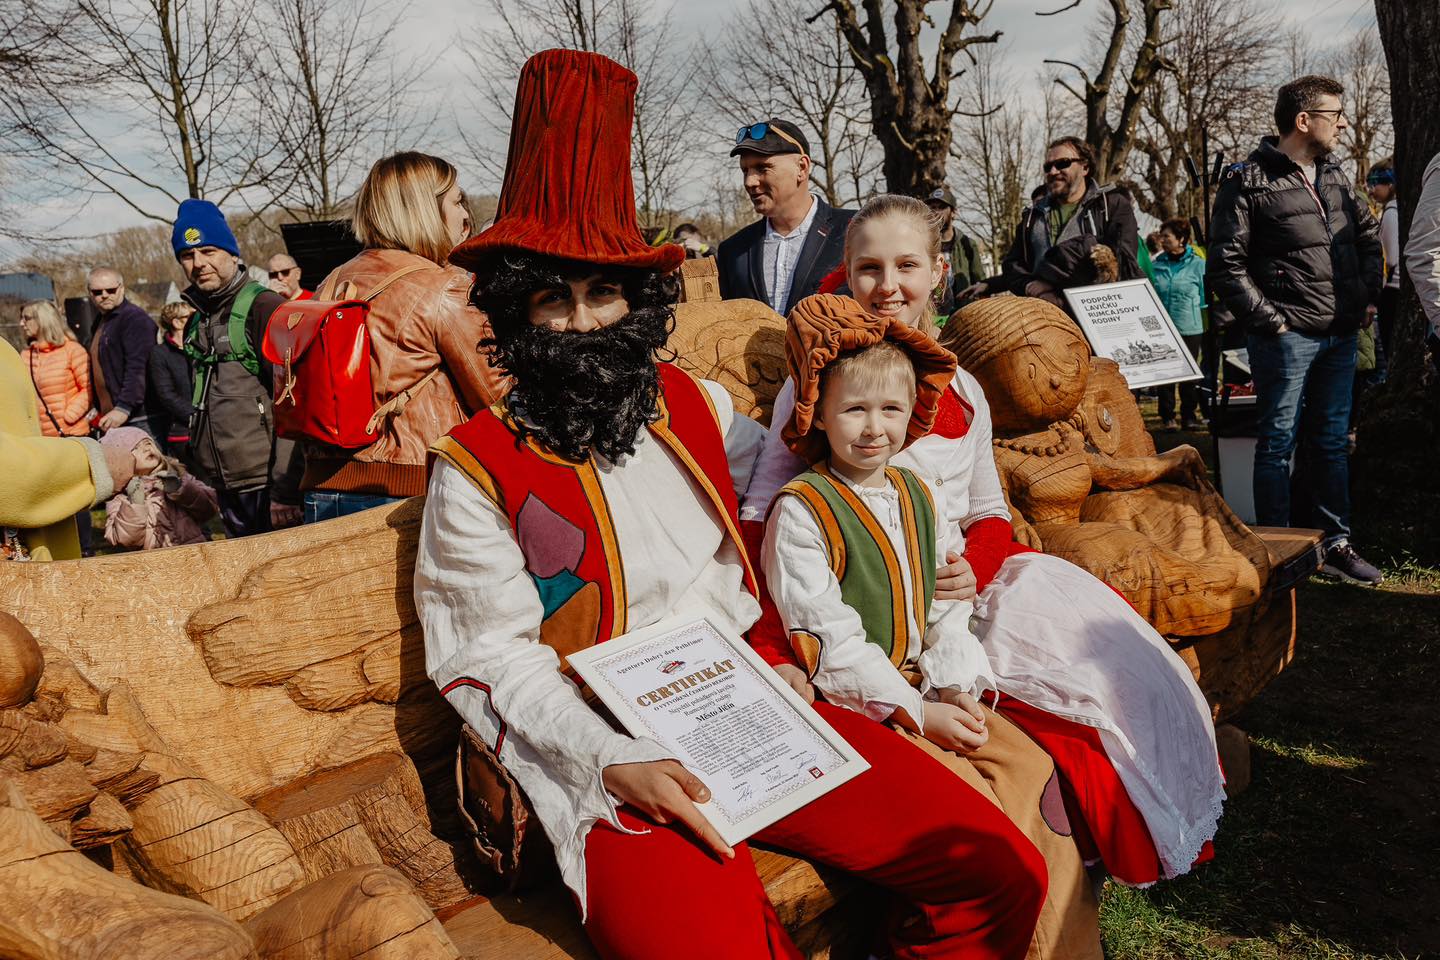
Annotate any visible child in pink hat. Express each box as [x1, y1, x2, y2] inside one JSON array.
[[100, 427, 218, 550]]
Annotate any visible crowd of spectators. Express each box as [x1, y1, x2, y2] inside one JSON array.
[[4, 71, 1437, 576]]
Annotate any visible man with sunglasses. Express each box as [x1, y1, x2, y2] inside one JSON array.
[[1207, 75, 1384, 586], [717, 118, 855, 316], [961, 136, 1140, 306], [87, 267, 156, 436], [265, 253, 313, 301]]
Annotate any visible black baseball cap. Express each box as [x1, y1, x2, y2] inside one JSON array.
[[924, 185, 956, 209], [731, 118, 810, 158]]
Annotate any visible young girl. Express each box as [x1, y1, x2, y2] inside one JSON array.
[[747, 194, 1224, 891], [100, 426, 218, 550]]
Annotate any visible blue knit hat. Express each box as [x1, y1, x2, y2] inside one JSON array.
[[171, 199, 240, 258]]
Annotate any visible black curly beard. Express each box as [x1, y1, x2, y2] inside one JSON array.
[[490, 308, 673, 462]]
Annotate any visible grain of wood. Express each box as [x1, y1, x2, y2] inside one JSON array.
[[244, 866, 461, 960], [124, 775, 307, 921], [0, 612, 43, 708], [12, 757, 97, 823], [69, 791, 133, 848], [0, 780, 257, 960], [254, 753, 470, 911]]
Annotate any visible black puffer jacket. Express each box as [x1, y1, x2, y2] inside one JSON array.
[[1207, 137, 1382, 336]]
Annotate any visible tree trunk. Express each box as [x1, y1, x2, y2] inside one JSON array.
[[1374, 0, 1440, 406]]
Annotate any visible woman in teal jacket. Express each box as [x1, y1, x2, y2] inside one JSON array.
[[1151, 218, 1207, 430]]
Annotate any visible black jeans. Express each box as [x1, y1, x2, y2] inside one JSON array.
[[217, 487, 271, 539], [1157, 334, 1205, 423]]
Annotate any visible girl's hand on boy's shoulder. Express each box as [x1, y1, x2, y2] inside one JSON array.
[[922, 699, 988, 754], [935, 551, 977, 602]]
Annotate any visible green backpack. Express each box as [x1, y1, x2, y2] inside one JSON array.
[[183, 280, 269, 406]]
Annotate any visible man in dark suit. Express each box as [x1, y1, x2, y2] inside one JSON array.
[[717, 119, 856, 316]]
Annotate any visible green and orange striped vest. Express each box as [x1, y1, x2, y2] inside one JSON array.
[[776, 463, 937, 674]]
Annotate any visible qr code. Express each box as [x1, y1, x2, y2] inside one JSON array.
[[1140, 316, 1162, 332]]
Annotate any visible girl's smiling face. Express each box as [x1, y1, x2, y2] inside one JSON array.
[[845, 216, 945, 328]]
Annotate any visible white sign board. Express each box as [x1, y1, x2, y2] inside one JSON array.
[[1063, 279, 1203, 389]]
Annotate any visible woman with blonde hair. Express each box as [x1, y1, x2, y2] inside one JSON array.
[[300, 151, 505, 521], [20, 299, 97, 552], [20, 300, 91, 438]]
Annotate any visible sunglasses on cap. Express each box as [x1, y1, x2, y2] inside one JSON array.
[[1042, 157, 1083, 174], [90, 286, 119, 296], [736, 122, 804, 152]]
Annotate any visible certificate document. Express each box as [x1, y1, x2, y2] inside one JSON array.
[[568, 614, 870, 846]]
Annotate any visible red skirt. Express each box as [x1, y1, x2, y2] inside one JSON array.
[[997, 694, 1214, 886]]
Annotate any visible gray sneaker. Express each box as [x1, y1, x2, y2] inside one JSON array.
[[1321, 542, 1384, 586]]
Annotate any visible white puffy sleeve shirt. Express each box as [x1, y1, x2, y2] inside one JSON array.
[[414, 380, 764, 915], [761, 471, 996, 733]]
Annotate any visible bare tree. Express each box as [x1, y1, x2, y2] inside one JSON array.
[[3, 0, 285, 223], [463, 0, 701, 226], [1042, 0, 1176, 185], [259, 0, 431, 221], [1129, 0, 1279, 221], [950, 46, 1035, 262], [810, 0, 1002, 195], [706, 0, 878, 208], [1327, 28, 1392, 189]]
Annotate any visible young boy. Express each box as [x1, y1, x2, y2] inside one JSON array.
[[762, 295, 996, 756]]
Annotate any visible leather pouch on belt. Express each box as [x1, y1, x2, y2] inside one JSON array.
[[455, 723, 555, 892]]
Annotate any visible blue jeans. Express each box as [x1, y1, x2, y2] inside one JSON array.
[[302, 490, 403, 524], [1247, 329, 1357, 548]]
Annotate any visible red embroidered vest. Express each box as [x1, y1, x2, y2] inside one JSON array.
[[430, 364, 757, 672]]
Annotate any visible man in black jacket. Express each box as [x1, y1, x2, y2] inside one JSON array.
[[87, 267, 155, 435], [962, 137, 1141, 307], [1207, 75, 1384, 585], [171, 199, 302, 537], [717, 119, 855, 317]]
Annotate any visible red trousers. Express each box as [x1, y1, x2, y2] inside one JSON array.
[[583, 701, 1047, 960], [997, 696, 1213, 886]]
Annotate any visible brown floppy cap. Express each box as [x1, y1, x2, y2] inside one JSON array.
[[783, 293, 958, 464]]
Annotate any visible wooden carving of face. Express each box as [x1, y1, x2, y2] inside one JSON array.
[[947, 299, 1091, 433]]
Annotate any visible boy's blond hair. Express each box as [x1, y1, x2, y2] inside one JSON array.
[[817, 340, 919, 439]]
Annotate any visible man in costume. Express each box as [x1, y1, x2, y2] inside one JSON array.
[[415, 49, 1046, 960]]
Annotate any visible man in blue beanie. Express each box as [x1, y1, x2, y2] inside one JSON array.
[[172, 198, 302, 537]]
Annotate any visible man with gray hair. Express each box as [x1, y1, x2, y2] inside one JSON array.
[[87, 266, 156, 434], [266, 253, 312, 300]]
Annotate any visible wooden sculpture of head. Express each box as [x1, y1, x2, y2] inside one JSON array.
[[940, 297, 1092, 433]]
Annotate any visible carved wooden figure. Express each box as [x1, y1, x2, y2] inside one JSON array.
[[671, 298, 788, 425], [940, 297, 1272, 640]]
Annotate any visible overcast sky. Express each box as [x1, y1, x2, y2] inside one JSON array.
[[2, 0, 1379, 262]]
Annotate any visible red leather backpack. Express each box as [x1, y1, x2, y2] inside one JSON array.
[[261, 263, 438, 448]]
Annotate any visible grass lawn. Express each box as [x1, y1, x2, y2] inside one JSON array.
[[1099, 397, 1440, 960]]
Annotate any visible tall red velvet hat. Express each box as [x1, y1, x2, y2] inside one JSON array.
[[449, 49, 684, 274]]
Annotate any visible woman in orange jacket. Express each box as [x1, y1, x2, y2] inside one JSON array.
[[20, 300, 97, 553], [19, 300, 92, 438]]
